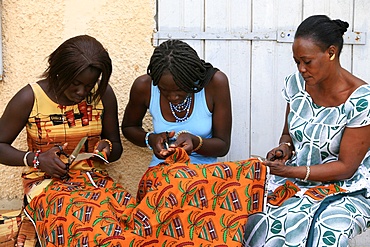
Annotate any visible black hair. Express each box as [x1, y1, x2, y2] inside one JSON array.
[[294, 15, 349, 55], [43, 35, 112, 101], [147, 39, 218, 93]]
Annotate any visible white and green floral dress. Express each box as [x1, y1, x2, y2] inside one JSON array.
[[244, 71, 370, 247]]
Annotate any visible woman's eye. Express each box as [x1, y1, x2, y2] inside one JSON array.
[[85, 83, 95, 88], [304, 61, 311, 65]]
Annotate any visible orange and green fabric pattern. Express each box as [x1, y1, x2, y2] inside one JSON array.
[[25, 148, 268, 247]]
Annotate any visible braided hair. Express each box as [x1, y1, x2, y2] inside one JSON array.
[[295, 15, 349, 56], [147, 39, 218, 93]]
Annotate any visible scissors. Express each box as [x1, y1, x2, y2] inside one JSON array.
[[57, 136, 87, 179]]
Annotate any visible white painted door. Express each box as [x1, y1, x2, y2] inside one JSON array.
[[155, 0, 369, 161]]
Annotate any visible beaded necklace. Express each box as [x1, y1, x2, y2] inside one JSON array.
[[169, 94, 192, 122]]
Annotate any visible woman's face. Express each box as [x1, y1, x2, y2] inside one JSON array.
[[292, 37, 331, 85], [63, 67, 100, 104], [157, 72, 188, 104]]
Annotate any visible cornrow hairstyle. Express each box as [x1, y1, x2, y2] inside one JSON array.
[[147, 39, 218, 93], [43, 35, 112, 102], [294, 15, 349, 56]]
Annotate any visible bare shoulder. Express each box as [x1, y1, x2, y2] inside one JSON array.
[[1, 83, 34, 121], [205, 70, 230, 96], [128, 74, 152, 107], [131, 74, 152, 93], [11, 83, 34, 107], [209, 70, 229, 87]]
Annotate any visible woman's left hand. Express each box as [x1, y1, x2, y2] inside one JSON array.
[[94, 139, 111, 157], [263, 160, 290, 176], [169, 132, 194, 154]]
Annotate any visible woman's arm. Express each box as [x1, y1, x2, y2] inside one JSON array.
[[121, 75, 152, 147], [266, 104, 294, 162], [196, 70, 232, 157], [266, 124, 370, 182], [100, 84, 123, 162], [0, 85, 34, 166]]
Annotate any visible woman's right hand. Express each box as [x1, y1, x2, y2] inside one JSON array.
[[37, 143, 70, 179], [149, 131, 176, 159], [266, 144, 292, 163]]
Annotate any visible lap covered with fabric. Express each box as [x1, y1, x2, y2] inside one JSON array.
[[25, 148, 268, 246], [243, 181, 370, 247]]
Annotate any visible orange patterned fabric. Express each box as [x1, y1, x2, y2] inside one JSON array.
[[267, 180, 347, 207], [267, 180, 301, 206], [25, 148, 268, 246]]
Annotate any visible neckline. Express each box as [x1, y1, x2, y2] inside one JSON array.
[[303, 84, 369, 109]]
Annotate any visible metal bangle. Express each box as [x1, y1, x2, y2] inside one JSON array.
[[192, 135, 203, 152], [101, 139, 113, 152]]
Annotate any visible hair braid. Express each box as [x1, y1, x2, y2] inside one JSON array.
[[147, 39, 218, 93]]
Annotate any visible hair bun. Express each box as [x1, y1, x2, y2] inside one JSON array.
[[333, 19, 349, 35]]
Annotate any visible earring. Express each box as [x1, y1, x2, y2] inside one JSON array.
[[330, 54, 335, 61]]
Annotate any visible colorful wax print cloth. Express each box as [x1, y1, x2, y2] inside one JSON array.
[[135, 149, 268, 246], [244, 71, 370, 247], [25, 148, 268, 247]]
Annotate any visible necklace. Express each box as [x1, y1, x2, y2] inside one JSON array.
[[169, 94, 192, 122]]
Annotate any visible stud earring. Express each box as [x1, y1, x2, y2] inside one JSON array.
[[330, 54, 335, 61]]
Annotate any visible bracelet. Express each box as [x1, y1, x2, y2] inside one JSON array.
[[192, 135, 203, 152], [279, 142, 292, 147], [279, 142, 296, 159], [145, 131, 154, 150], [302, 166, 310, 182], [32, 150, 41, 170], [174, 130, 190, 139], [23, 151, 32, 167], [101, 139, 113, 152]]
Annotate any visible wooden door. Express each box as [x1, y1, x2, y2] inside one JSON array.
[[155, 0, 369, 161]]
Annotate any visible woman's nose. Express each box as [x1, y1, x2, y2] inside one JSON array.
[[76, 85, 88, 97], [168, 93, 179, 102], [298, 63, 306, 73]]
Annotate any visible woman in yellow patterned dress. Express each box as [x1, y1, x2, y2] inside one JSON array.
[[0, 35, 134, 246]]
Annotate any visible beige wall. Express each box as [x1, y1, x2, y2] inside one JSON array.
[[0, 0, 155, 209]]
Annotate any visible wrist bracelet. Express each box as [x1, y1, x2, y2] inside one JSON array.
[[302, 166, 310, 182], [23, 151, 32, 167], [174, 130, 190, 139], [192, 135, 203, 152], [279, 142, 292, 148], [279, 142, 295, 158], [32, 150, 41, 170], [145, 131, 154, 150], [100, 139, 113, 152]]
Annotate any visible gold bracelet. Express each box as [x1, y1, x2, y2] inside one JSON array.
[[302, 166, 310, 182], [100, 139, 113, 152], [192, 135, 203, 152]]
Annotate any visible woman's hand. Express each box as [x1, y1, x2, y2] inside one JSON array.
[[150, 131, 176, 159], [263, 159, 290, 177], [94, 139, 112, 157], [266, 144, 293, 163], [37, 143, 70, 179], [169, 132, 194, 155]]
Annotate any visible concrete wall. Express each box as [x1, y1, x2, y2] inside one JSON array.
[[0, 0, 155, 209]]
